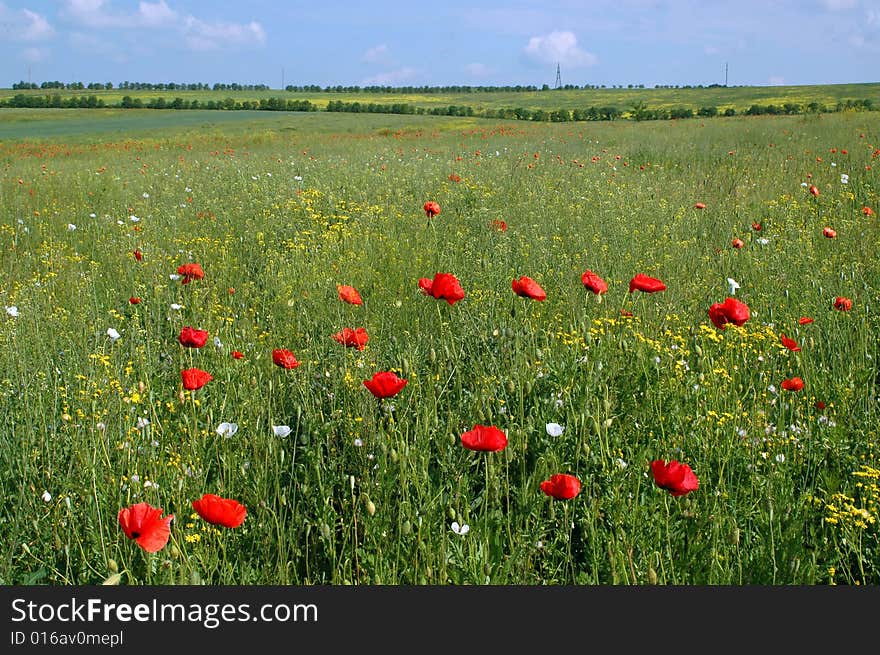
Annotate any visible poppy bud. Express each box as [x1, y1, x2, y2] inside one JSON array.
[[108, 559, 119, 573], [583, 444, 591, 458], [364, 498, 376, 516], [402, 520, 412, 535], [647, 568, 659, 585], [429, 348, 437, 363], [728, 526, 741, 545], [320, 523, 332, 540], [505, 379, 516, 394]]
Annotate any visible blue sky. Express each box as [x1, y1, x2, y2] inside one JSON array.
[[1, 0, 878, 88]]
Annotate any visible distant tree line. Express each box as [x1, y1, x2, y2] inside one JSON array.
[[11, 80, 273, 91]]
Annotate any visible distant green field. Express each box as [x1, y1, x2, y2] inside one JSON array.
[[1, 82, 878, 116]]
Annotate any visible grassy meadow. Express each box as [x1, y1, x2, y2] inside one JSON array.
[[0, 108, 878, 585]]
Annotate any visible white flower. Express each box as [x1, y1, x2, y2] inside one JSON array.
[[451, 521, 470, 535], [106, 327, 121, 341], [169, 274, 181, 281], [136, 417, 150, 430], [775, 453, 785, 463], [89, 213, 96, 218], [768, 384, 777, 395], [5, 305, 18, 318], [293, 175, 303, 181], [185, 187, 192, 193], [272, 425, 292, 437], [615, 457, 628, 469], [142, 192, 150, 199], [130, 474, 140, 484], [170, 303, 183, 310], [130, 215, 140, 222], [800, 182, 808, 187], [67, 223, 77, 231], [144, 480, 158, 489], [213, 336, 223, 349], [757, 237, 769, 245], [727, 277, 740, 295], [353, 438, 363, 447], [216, 422, 238, 438], [546, 422, 564, 437], [840, 173, 849, 184], [41, 490, 52, 503], [96, 422, 106, 432]]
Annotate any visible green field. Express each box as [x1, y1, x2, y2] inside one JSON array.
[[1, 108, 878, 585]]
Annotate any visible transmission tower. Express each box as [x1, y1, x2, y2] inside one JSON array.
[[554, 63, 562, 89]]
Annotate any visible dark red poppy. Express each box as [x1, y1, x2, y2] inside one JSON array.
[[823, 227, 837, 239], [129, 297, 141, 305], [629, 273, 666, 294], [192, 493, 247, 528], [490, 219, 508, 232], [178, 326, 209, 348], [423, 201, 441, 218], [815, 400, 826, 410], [133, 249, 143, 262], [780, 333, 801, 352], [460, 424, 508, 452], [751, 222, 762, 231], [448, 173, 461, 183], [694, 202, 706, 210], [181, 367, 213, 390], [809, 185, 820, 197], [651, 460, 699, 496], [177, 262, 205, 284], [332, 327, 369, 350], [363, 371, 408, 398], [118, 502, 173, 552], [231, 350, 244, 360], [781, 376, 805, 392], [511, 276, 547, 301], [419, 273, 465, 305], [581, 270, 608, 295], [798, 316, 814, 325], [732, 238, 744, 249], [620, 309, 634, 317], [833, 296, 853, 311], [540, 474, 582, 500], [337, 284, 363, 306], [272, 349, 300, 369], [708, 297, 750, 329]]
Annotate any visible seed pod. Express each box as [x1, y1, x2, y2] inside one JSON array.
[[107, 559, 119, 573], [647, 568, 659, 585], [401, 520, 412, 536], [320, 523, 332, 540], [364, 498, 376, 516], [429, 348, 437, 364]]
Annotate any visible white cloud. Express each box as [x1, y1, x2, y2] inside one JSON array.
[[822, 0, 857, 10], [361, 67, 418, 86], [138, 1, 176, 27], [524, 31, 597, 68], [464, 62, 491, 77], [0, 5, 54, 41], [182, 17, 266, 51], [363, 44, 390, 63], [21, 9, 54, 40]]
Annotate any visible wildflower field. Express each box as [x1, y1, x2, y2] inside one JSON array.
[[1, 109, 878, 586]]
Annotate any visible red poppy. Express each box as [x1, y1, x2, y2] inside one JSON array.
[[732, 238, 744, 249], [864, 206, 875, 217], [181, 367, 213, 390], [651, 460, 699, 497], [133, 249, 143, 262], [337, 284, 363, 306], [460, 424, 508, 452], [511, 276, 547, 301], [540, 474, 582, 500], [129, 297, 141, 305], [798, 316, 814, 325], [177, 262, 205, 284], [822, 227, 837, 239], [178, 326, 209, 349], [780, 333, 801, 352], [708, 297, 750, 329], [192, 493, 247, 528], [694, 202, 706, 210], [363, 371, 408, 398], [272, 349, 300, 369], [815, 400, 826, 410], [448, 173, 461, 183], [581, 270, 608, 295], [629, 273, 666, 294], [418, 273, 465, 305], [423, 201, 441, 218], [490, 219, 508, 232], [231, 350, 244, 360], [781, 376, 805, 392], [118, 502, 174, 553], [332, 327, 369, 350], [833, 296, 853, 311], [751, 222, 762, 231], [809, 185, 820, 197], [620, 309, 634, 317]]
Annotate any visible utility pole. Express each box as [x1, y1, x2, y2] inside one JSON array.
[[554, 63, 562, 89], [281, 67, 285, 91], [724, 62, 728, 87]]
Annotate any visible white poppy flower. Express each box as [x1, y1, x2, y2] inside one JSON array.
[[216, 422, 238, 438], [451, 521, 470, 535], [546, 422, 564, 437], [67, 224, 77, 231], [41, 490, 52, 503], [136, 417, 150, 430], [5, 305, 18, 318], [213, 336, 223, 349], [170, 303, 183, 310], [273, 425, 292, 437], [727, 277, 740, 295], [107, 327, 121, 341], [840, 174, 849, 184]]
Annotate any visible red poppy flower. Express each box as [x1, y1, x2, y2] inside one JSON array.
[[798, 316, 814, 325], [178, 326, 209, 349], [192, 493, 247, 529], [752, 222, 762, 231], [337, 284, 363, 306], [708, 297, 750, 329], [815, 400, 826, 410], [133, 249, 143, 262], [651, 460, 699, 497], [620, 309, 634, 317], [629, 273, 666, 294], [822, 227, 837, 239], [581, 270, 608, 295], [423, 201, 441, 218], [129, 297, 141, 305], [177, 262, 205, 284], [448, 173, 461, 183], [540, 474, 582, 500], [181, 367, 213, 390], [418, 273, 465, 305], [231, 350, 244, 360], [864, 206, 875, 217], [460, 424, 508, 452], [780, 333, 801, 352], [272, 349, 301, 369], [809, 185, 820, 197], [118, 502, 174, 553], [833, 296, 853, 311], [694, 202, 706, 210], [332, 327, 369, 350], [731, 238, 744, 249], [781, 376, 805, 392], [363, 371, 408, 399], [490, 219, 508, 232], [511, 276, 547, 301]]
